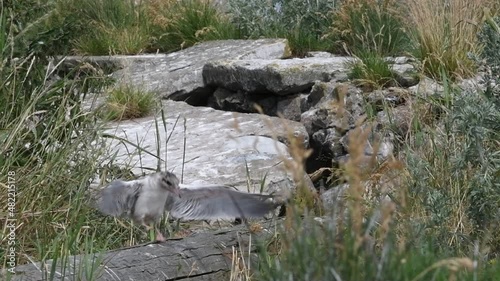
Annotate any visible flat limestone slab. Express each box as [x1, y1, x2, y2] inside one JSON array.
[[102, 100, 309, 194], [203, 57, 350, 95], [111, 39, 291, 104]]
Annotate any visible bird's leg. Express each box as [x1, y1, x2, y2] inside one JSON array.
[[155, 229, 166, 242], [143, 223, 156, 242], [143, 223, 166, 242], [174, 218, 180, 232]]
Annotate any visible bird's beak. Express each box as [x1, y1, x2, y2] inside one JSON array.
[[173, 188, 181, 198]]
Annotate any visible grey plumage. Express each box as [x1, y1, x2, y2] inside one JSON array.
[[167, 186, 276, 220], [98, 180, 139, 218], [97, 171, 280, 226]]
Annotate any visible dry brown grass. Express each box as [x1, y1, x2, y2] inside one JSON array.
[[405, 0, 493, 79], [229, 237, 253, 281], [145, 0, 178, 29]]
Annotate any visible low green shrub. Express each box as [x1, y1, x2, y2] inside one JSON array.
[[478, 14, 500, 81], [228, 0, 337, 56], [404, 74, 500, 257]]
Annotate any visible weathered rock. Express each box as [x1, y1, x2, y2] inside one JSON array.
[[321, 183, 349, 213], [203, 57, 350, 95], [300, 108, 319, 135], [365, 87, 409, 110], [9, 220, 280, 281], [376, 105, 412, 136], [384, 56, 415, 64], [253, 94, 278, 114], [305, 51, 336, 58], [339, 126, 394, 163], [300, 84, 368, 164], [54, 54, 150, 76], [110, 39, 291, 104], [210, 87, 249, 112], [382, 56, 420, 87], [390, 63, 415, 74], [275, 94, 306, 121], [102, 100, 311, 195], [208, 88, 279, 114], [391, 63, 419, 87], [311, 128, 345, 159], [458, 74, 489, 93], [307, 80, 338, 107], [409, 76, 444, 97], [321, 179, 399, 218], [301, 84, 364, 134]]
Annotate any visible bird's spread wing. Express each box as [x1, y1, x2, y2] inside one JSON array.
[[167, 186, 277, 220], [98, 180, 141, 218]]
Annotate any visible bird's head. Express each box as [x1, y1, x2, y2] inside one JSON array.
[[158, 171, 181, 197]]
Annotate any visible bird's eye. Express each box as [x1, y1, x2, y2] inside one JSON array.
[[162, 177, 172, 186]]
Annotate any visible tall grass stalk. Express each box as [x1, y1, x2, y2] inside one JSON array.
[[348, 51, 397, 90], [0, 6, 160, 274], [406, 0, 489, 79], [332, 0, 410, 56], [0, 55, 113, 273], [147, 0, 240, 52], [72, 0, 150, 55], [22, 0, 241, 56]]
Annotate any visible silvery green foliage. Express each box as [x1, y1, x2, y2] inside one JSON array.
[[479, 16, 500, 110], [452, 88, 500, 231], [478, 16, 500, 78], [228, 0, 337, 39], [405, 83, 500, 250]]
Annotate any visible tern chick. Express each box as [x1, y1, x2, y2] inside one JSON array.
[[97, 171, 280, 241]]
